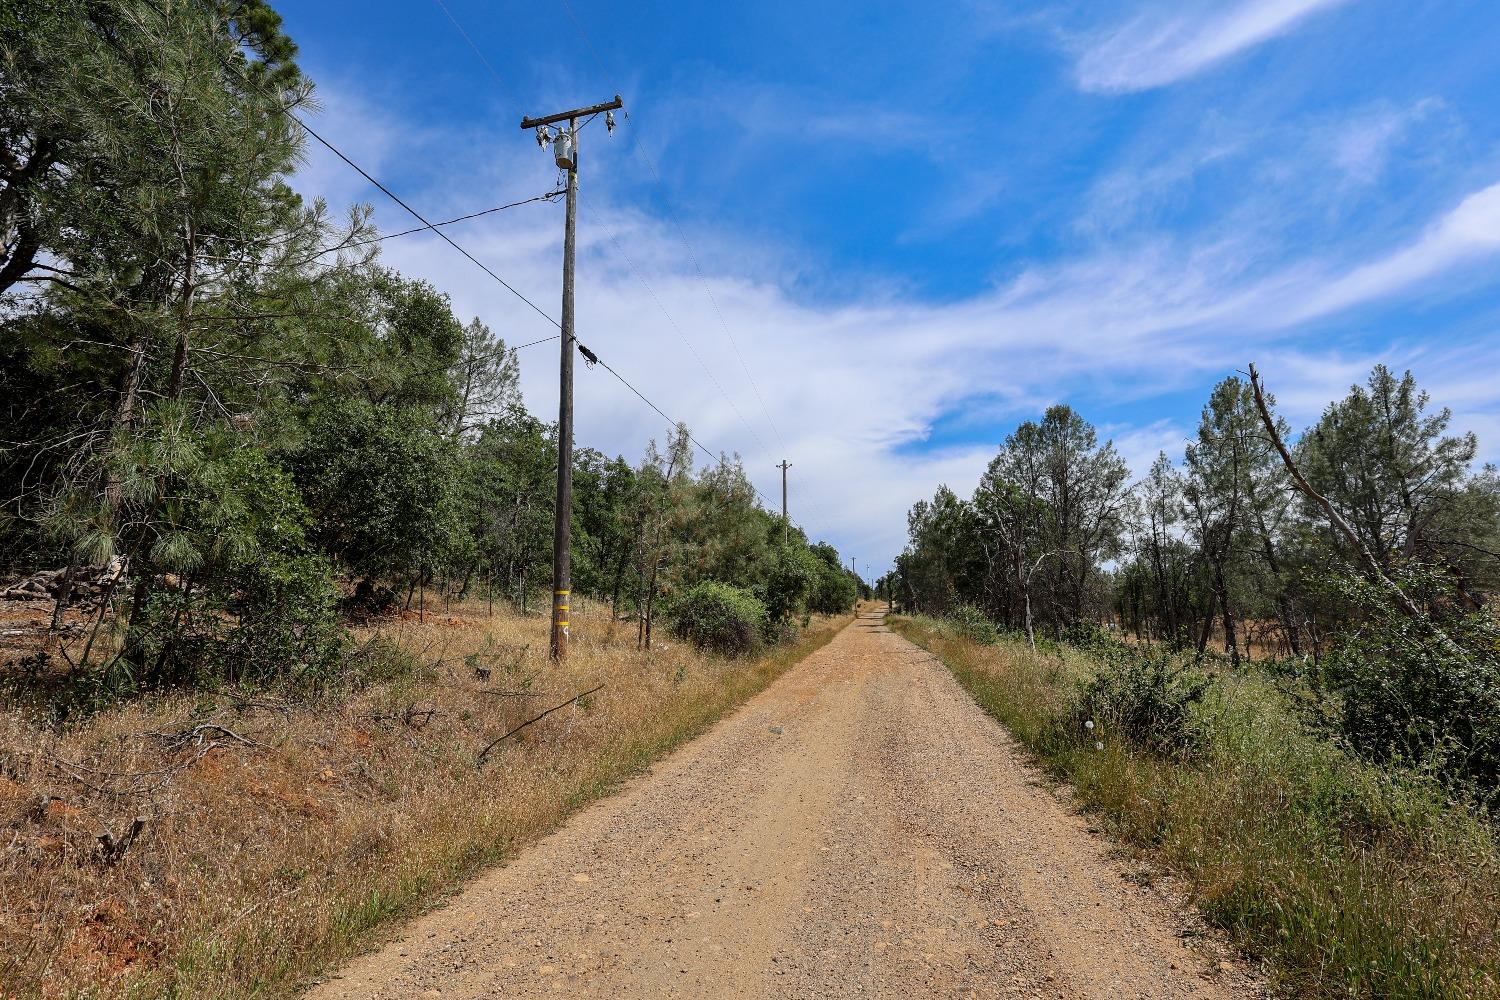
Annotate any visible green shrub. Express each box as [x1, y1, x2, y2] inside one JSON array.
[[1070, 652, 1213, 756], [760, 547, 817, 625], [946, 605, 1000, 645], [808, 560, 858, 615], [227, 552, 345, 684], [1319, 571, 1500, 803], [124, 553, 345, 689], [1061, 621, 1134, 658], [669, 581, 770, 657]]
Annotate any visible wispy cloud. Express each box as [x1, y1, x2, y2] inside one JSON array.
[[1327, 99, 1442, 184], [1284, 180, 1500, 321], [1076, 0, 1353, 93]]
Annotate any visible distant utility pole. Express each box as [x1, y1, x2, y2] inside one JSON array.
[[777, 460, 792, 546], [522, 94, 622, 662]]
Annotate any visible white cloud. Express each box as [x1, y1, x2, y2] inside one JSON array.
[[1076, 0, 1352, 93], [1284, 181, 1500, 322], [1328, 100, 1439, 184], [368, 178, 1500, 574], [1105, 420, 1195, 479], [297, 89, 1500, 578]]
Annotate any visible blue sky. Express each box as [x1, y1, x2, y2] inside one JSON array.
[[276, 0, 1500, 577]]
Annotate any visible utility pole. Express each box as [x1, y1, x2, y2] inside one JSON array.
[[776, 460, 792, 546], [522, 95, 622, 662]]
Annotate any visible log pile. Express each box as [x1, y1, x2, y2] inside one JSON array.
[[0, 559, 124, 602]]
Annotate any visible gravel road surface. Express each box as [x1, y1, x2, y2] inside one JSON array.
[[309, 612, 1259, 999]]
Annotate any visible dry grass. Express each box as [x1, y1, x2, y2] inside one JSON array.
[[893, 615, 1500, 999], [0, 598, 849, 999]]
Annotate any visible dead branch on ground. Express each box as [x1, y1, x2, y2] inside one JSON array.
[[476, 684, 605, 766]]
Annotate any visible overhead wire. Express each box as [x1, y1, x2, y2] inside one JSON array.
[[224, 47, 794, 527], [424, 0, 815, 535], [195, 188, 565, 269], [547, 0, 839, 541], [214, 56, 574, 386], [580, 197, 767, 454], [262, 91, 562, 331], [337, 188, 565, 250], [553, 0, 788, 453]]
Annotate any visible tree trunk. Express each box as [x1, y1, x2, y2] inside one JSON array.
[[0, 138, 55, 294], [610, 546, 629, 620], [1023, 585, 1037, 653], [1217, 566, 1240, 670], [49, 558, 78, 634], [1194, 595, 1215, 661], [643, 557, 662, 651]]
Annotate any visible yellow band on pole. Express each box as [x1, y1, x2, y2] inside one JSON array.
[[555, 589, 570, 595], [558, 621, 569, 627]]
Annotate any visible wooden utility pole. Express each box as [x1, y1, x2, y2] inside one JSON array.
[[522, 95, 622, 661], [776, 460, 792, 545]]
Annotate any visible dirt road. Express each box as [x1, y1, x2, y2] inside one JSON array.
[[310, 612, 1258, 999]]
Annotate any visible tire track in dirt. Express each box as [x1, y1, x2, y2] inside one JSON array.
[[308, 612, 1260, 999]]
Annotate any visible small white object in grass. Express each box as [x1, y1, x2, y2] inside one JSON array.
[[1084, 719, 1095, 731], [1095, 741, 1104, 751]]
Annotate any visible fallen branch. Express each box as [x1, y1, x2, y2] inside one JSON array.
[[146, 723, 264, 752], [367, 703, 440, 730], [45, 751, 205, 798], [476, 684, 605, 766]]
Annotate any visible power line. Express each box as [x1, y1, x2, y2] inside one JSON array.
[[234, 47, 801, 532], [408, 6, 822, 539], [545, 0, 839, 542], [421, 1, 779, 456], [430, 0, 523, 101], [400, 332, 560, 382], [338, 188, 565, 250], [193, 188, 565, 269], [277, 105, 561, 333], [580, 196, 768, 454], [581, 353, 800, 524], [221, 47, 562, 329], [422, 14, 769, 441], [220, 59, 580, 396], [553, 0, 788, 453]]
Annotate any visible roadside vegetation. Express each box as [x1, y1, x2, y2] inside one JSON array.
[[885, 367, 1499, 806], [892, 614, 1500, 999], [883, 353, 1500, 997], [0, 600, 850, 998]]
